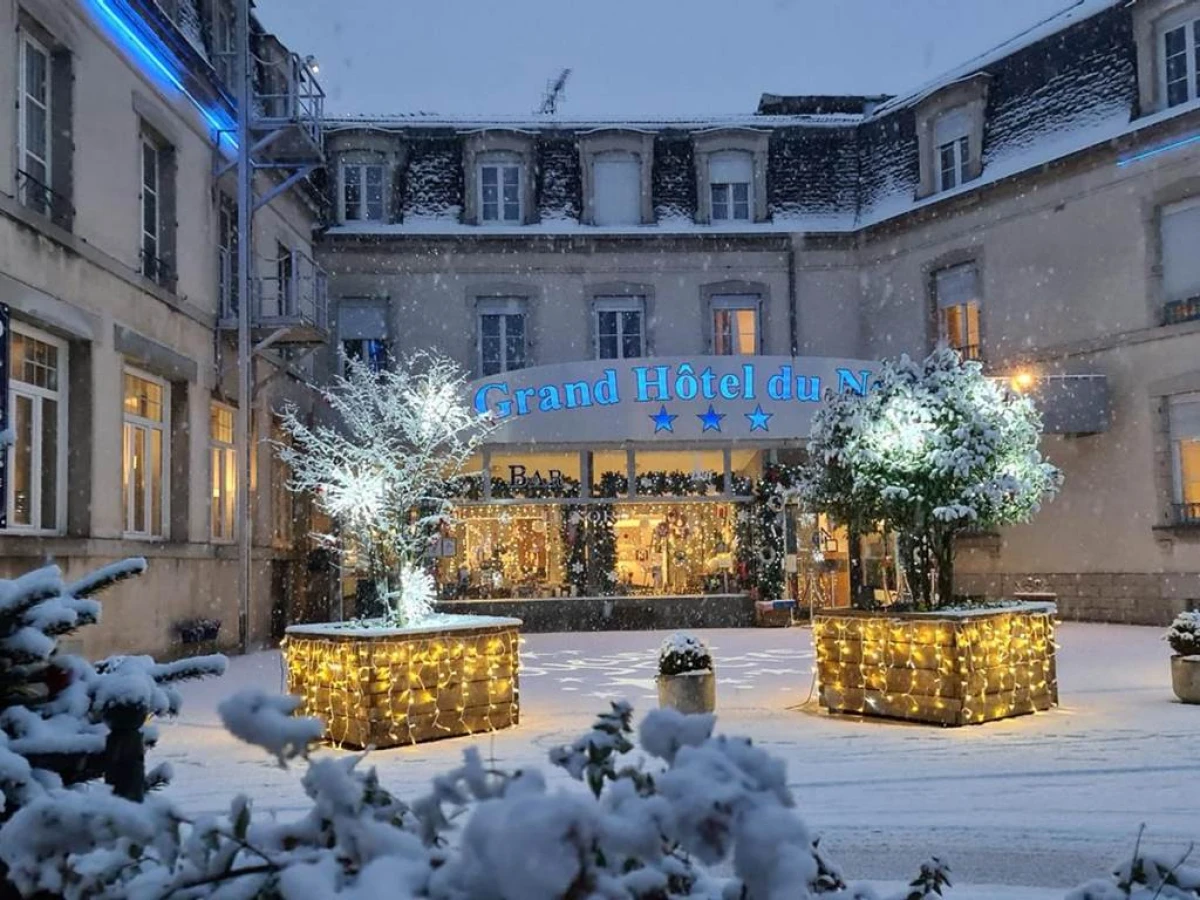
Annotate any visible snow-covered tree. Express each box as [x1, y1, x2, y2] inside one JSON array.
[[276, 351, 493, 624], [805, 347, 1062, 607], [0, 559, 226, 823]]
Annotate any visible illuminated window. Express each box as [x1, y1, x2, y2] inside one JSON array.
[[5, 323, 66, 533], [479, 154, 523, 224], [478, 298, 526, 375], [935, 263, 982, 360], [934, 108, 971, 192], [1160, 12, 1200, 108], [340, 163, 386, 222], [711, 295, 759, 355], [1170, 393, 1200, 524], [709, 150, 752, 222], [595, 296, 644, 359], [210, 403, 237, 542], [123, 369, 169, 538]]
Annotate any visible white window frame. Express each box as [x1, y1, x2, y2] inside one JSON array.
[[710, 294, 760, 355], [1161, 194, 1200, 303], [477, 297, 527, 375], [1158, 10, 1200, 109], [1169, 393, 1200, 512], [140, 137, 162, 278], [478, 155, 523, 224], [210, 401, 236, 543], [708, 150, 753, 222], [4, 322, 67, 534], [339, 162, 386, 223], [122, 367, 170, 540], [17, 33, 51, 192], [591, 151, 642, 226], [934, 109, 971, 193], [934, 262, 983, 360], [594, 296, 645, 360]]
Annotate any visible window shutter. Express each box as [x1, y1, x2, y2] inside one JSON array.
[[592, 154, 641, 226], [339, 300, 389, 340], [934, 107, 971, 145], [934, 264, 979, 309], [1170, 393, 1200, 439], [1162, 201, 1200, 301], [709, 151, 753, 184]]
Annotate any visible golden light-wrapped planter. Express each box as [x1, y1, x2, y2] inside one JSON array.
[[283, 616, 521, 748], [813, 604, 1057, 726]]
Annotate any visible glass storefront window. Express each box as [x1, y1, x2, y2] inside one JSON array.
[[489, 451, 582, 498], [590, 450, 629, 497], [611, 501, 737, 595], [633, 449, 725, 496]]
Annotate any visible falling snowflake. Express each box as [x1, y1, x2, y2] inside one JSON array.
[[571, 561, 585, 575], [498, 511, 513, 526]]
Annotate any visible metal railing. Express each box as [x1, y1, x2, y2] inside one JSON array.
[[16, 169, 74, 230], [218, 246, 239, 318], [253, 249, 328, 331], [140, 248, 175, 290], [1173, 502, 1200, 526], [254, 51, 324, 148], [1164, 296, 1200, 326]]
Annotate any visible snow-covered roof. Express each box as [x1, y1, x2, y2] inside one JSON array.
[[325, 112, 862, 131]]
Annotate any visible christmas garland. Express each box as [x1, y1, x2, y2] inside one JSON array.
[[735, 463, 806, 601], [560, 504, 618, 596], [445, 470, 752, 501]]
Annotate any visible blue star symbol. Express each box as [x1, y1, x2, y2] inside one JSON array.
[[697, 404, 726, 433], [650, 405, 678, 433], [745, 404, 773, 432]]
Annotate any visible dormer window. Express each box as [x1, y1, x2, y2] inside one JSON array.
[[709, 151, 753, 221], [478, 153, 522, 224], [935, 108, 971, 192], [591, 151, 641, 226], [340, 162, 386, 222]]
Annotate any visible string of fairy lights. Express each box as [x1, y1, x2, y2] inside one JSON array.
[[812, 608, 1057, 726], [282, 624, 520, 748]]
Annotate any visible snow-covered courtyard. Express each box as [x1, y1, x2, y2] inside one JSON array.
[[160, 622, 1197, 899]]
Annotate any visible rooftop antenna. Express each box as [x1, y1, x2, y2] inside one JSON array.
[[539, 68, 571, 115]]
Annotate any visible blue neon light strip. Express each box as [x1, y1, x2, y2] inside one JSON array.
[[1116, 130, 1200, 168], [88, 0, 237, 153]]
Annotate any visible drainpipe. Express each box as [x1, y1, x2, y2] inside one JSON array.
[[787, 234, 799, 357]]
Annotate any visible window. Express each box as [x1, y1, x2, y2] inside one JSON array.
[[935, 263, 982, 360], [595, 296, 644, 359], [140, 137, 171, 285], [478, 156, 522, 224], [709, 151, 753, 222], [711, 295, 759, 355], [1160, 197, 1200, 324], [4, 324, 66, 533], [592, 152, 641, 226], [934, 108, 971, 192], [210, 403, 236, 541], [1160, 13, 1200, 107], [218, 194, 239, 317], [212, 1, 235, 85], [478, 298, 526, 375], [274, 241, 294, 316], [123, 370, 169, 538], [340, 163, 385, 222], [1169, 393, 1200, 524], [17, 34, 50, 217], [339, 299, 391, 373]]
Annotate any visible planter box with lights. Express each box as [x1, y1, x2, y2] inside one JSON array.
[[813, 604, 1057, 726], [283, 616, 521, 748]]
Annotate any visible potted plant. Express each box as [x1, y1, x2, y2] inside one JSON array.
[[1167, 611, 1200, 704], [656, 632, 716, 714]]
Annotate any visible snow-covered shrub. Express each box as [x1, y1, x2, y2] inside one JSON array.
[[657, 632, 713, 677], [1067, 839, 1200, 900], [276, 351, 493, 625], [805, 347, 1062, 608], [0, 559, 226, 829], [1166, 611, 1200, 657], [0, 693, 975, 900]]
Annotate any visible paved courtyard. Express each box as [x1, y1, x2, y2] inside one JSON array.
[[163, 622, 1198, 897]]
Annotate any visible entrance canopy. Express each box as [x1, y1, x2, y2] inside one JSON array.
[[468, 356, 880, 445]]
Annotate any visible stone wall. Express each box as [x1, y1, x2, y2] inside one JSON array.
[[955, 572, 1200, 626]]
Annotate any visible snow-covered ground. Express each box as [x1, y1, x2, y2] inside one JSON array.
[[162, 623, 1197, 899]]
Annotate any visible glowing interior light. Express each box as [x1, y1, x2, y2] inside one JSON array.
[[1011, 370, 1036, 393]]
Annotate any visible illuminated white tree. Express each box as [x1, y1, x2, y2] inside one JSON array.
[[805, 347, 1062, 607], [276, 351, 492, 624]]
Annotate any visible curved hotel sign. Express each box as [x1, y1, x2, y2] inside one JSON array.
[[469, 356, 879, 444]]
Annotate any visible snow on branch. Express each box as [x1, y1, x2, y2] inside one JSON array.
[[218, 689, 324, 767]]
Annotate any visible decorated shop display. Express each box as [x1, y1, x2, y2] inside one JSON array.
[[560, 504, 618, 597]]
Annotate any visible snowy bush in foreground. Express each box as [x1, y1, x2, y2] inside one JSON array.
[[276, 351, 493, 625], [1166, 611, 1200, 657], [805, 347, 1062, 608], [657, 632, 713, 676]]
